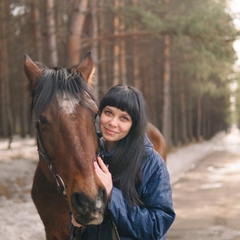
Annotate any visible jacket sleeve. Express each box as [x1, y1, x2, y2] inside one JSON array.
[[108, 153, 175, 240]]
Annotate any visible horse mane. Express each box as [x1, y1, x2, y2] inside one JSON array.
[[31, 65, 97, 118]]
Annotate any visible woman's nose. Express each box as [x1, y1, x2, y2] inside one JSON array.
[[108, 117, 118, 126]]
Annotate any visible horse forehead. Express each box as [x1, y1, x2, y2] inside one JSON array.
[[56, 91, 98, 115], [56, 91, 78, 114]]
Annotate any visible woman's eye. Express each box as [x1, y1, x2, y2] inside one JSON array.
[[104, 110, 112, 116], [121, 116, 129, 121]]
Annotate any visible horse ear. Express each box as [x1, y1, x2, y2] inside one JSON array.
[[23, 54, 42, 92], [74, 51, 95, 87]]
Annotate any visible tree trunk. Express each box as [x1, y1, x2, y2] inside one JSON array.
[[119, 0, 126, 84], [45, 0, 58, 66], [162, 34, 171, 147], [162, 0, 172, 147], [172, 95, 179, 145], [132, 0, 141, 89], [196, 94, 203, 141], [113, 0, 120, 85], [179, 74, 188, 144], [91, 0, 99, 100], [187, 98, 194, 142], [0, 37, 4, 137], [0, 0, 13, 148], [98, 0, 108, 97], [31, 0, 43, 61], [66, 0, 89, 66]]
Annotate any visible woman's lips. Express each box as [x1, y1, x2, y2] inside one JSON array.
[[104, 127, 117, 135]]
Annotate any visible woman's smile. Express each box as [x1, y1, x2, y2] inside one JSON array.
[[104, 127, 118, 135]]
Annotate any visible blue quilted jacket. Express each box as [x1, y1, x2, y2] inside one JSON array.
[[80, 135, 175, 240]]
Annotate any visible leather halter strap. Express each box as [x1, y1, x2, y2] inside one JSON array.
[[35, 120, 67, 197]]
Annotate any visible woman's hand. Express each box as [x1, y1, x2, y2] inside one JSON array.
[[94, 156, 113, 199], [71, 215, 82, 228]]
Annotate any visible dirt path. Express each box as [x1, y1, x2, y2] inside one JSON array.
[[168, 150, 240, 240]]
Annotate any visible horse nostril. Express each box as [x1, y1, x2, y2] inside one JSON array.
[[72, 192, 89, 212]]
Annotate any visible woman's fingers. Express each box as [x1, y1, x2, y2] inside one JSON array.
[[96, 156, 109, 172], [94, 156, 112, 199]]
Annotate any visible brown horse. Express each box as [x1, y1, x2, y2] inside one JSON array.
[[147, 122, 167, 162], [24, 52, 108, 240]]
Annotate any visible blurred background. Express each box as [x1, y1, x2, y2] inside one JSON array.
[[0, 0, 240, 149]]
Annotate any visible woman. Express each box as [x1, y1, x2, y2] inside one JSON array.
[[72, 84, 175, 239]]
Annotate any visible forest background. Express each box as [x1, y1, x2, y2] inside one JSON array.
[[0, 0, 240, 149]]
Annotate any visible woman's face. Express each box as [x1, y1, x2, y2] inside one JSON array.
[[100, 106, 133, 144]]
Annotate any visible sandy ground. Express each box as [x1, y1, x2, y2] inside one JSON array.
[[0, 129, 234, 239], [168, 128, 240, 240]]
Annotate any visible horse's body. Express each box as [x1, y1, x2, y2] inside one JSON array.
[[147, 122, 167, 162], [24, 52, 107, 240]]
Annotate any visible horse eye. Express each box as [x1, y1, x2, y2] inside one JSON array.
[[38, 115, 48, 125]]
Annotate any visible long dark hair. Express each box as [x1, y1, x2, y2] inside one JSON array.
[[99, 84, 148, 206]]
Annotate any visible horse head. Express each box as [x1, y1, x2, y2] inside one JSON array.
[[24, 52, 107, 226]]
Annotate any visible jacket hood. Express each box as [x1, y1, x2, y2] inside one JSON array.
[[144, 134, 154, 157]]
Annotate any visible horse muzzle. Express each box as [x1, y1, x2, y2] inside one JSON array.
[[71, 188, 107, 225]]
